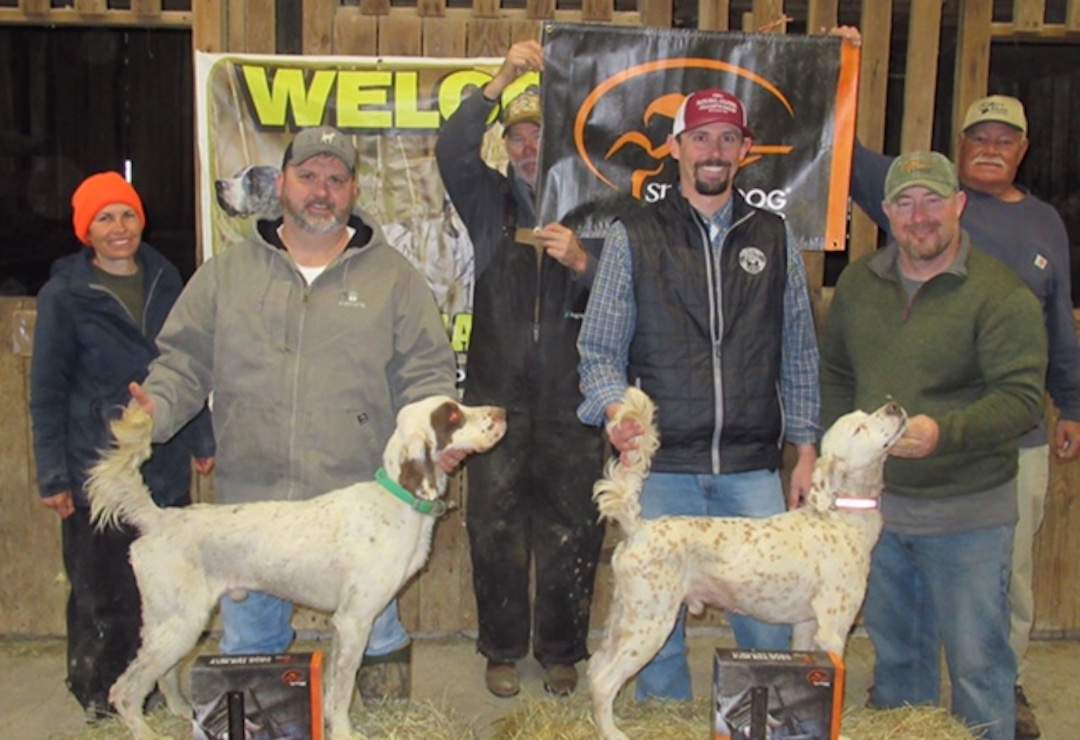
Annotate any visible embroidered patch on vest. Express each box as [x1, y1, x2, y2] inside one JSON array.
[[738, 246, 767, 275], [1033, 254, 1048, 270]]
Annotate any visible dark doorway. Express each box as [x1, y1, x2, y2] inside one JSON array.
[[0, 26, 195, 296]]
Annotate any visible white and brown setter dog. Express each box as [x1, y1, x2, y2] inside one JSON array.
[[588, 387, 906, 740], [87, 395, 505, 740]]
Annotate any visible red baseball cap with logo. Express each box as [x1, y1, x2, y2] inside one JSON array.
[[671, 88, 753, 139]]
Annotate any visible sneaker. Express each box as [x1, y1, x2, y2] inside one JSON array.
[[356, 643, 411, 703], [1015, 685, 1041, 738], [484, 659, 520, 698], [542, 663, 578, 696]]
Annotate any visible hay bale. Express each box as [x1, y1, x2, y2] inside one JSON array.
[[349, 699, 479, 739], [52, 699, 476, 739], [490, 696, 981, 740], [842, 705, 979, 739], [491, 695, 708, 739]]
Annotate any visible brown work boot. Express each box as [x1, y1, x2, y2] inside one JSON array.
[[356, 643, 411, 703], [1015, 685, 1041, 738], [542, 663, 578, 696], [484, 659, 520, 698]]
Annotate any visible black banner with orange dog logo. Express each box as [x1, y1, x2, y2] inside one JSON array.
[[537, 24, 858, 251]]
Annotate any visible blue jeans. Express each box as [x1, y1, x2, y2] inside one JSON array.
[[220, 591, 409, 657], [866, 525, 1016, 740], [634, 470, 792, 701]]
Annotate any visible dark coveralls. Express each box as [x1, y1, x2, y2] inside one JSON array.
[[30, 245, 214, 712], [435, 91, 605, 667]]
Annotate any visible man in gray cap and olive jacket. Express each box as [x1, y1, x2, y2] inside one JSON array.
[[130, 125, 458, 702]]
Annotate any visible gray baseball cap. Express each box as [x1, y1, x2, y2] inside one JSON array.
[[282, 126, 357, 172]]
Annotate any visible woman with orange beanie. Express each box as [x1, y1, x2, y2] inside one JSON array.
[[28, 172, 215, 722]]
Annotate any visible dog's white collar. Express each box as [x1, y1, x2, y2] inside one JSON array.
[[834, 496, 880, 511], [375, 468, 447, 517]]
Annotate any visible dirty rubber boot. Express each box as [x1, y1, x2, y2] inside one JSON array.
[[357, 643, 411, 703], [484, 660, 520, 698], [1015, 685, 1041, 738], [542, 663, 578, 696]]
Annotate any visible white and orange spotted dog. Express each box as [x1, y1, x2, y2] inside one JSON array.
[[588, 388, 907, 740], [86, 395, 505, 740]]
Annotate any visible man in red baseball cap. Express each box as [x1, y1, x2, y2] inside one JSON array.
[[577, 86, 820, 701]]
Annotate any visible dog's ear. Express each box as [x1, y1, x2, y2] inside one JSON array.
[[391, 430, 441, 501], [805, 455, 842, 512]]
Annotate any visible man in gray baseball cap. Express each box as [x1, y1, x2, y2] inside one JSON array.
[[130, 121, 460, 708]]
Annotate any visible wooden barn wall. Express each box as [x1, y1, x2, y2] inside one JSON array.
[[3, 0, 1080, 639]]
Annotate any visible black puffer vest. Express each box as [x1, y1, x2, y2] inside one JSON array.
[[464, 181, 592, 422], [623, 190, 787, 473]]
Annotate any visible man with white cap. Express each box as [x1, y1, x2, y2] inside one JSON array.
[[129, 125, 459, 702], [578, 87, 821, 701], [826, 149, 1047, 740], [851, 94, 1080, 739]]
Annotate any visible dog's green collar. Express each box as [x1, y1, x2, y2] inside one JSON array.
[[375, 468, 447, 517]]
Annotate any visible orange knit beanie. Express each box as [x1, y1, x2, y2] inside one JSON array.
[[71, 172, 145, 245]]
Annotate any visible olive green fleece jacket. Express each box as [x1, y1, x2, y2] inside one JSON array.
[[820, 234, 1047, 500]]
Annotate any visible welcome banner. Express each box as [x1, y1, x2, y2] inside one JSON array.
[[538, 24, 859, 251], [195, 52, 519, 381]]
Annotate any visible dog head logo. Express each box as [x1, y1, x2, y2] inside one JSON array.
[[738, 246, 767, 275], [572, 58, 796, 200]]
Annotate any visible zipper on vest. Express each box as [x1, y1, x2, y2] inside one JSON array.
[[694, 212, 725, 475]]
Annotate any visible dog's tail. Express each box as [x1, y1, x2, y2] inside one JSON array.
[[593, 386, 660, 535], [86, 401, 162, 533]]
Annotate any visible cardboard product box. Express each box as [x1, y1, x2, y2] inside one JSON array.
[[191, 651, 324, 740], [713, 649, 844, 740]]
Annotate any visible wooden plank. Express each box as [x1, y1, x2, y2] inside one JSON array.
[[806, 0, 837, 36], [472, 0, 500, 20], [303, 0, 336, 54], [849, 0, 892, 263], [990, 21, 1079, 39], [952, 0, 993, 158], [422, 16, 467, 58], [360, 0, 391, 15], [641, 0, 672, 29], [20, 0, 50, 16], [752, 0, 786, 33], [510, 18, 542, 43], [193, 1, 225, 59], [334, 8, 377, 56], [582, 0, 614, 23], [0, 298, 66, 636], [900, 0, 943, 153], [74, 0, 107, 15], [379, 15, 422, 56], [527, 0, 556, 21], [227, 0, 246, 51], [1013, 0, 1046, 32], [0, 8, 192, 26], [698, 0, 729, 31], [131, 0, 163, 16], [1034, 312, 1080, 636], [466, 18, 511, 58], [244, 0, 277, 54], [1070, 0, 1080, 30], [417, 0, 446, 19]]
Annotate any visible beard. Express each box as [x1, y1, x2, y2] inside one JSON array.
[[896, 221, 957, 264], [282, 195, 349, 235], [691, 159, 736, 196]]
